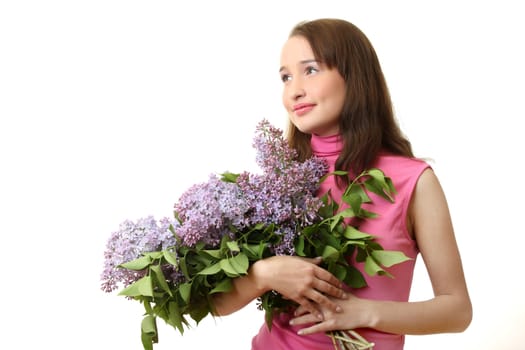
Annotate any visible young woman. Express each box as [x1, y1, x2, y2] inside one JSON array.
[[213, 18, 472, 349]]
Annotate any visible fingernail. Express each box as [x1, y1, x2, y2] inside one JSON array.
[[342, 293, 348, 298], [289, 319, 295, 325], [336, 305, 343, 313], [297, 330, 304, 335], [317, 313, 323, 320]]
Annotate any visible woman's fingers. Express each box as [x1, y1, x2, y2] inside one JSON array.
[[314, 273, 347, 299], [289, 312, 320, 326], [300, 256, 346, 297], [295, 297, 324, 320], [292, 257, 346, 313], [294, 304, 308, 316], [305, 288, 343, 313], [307, 257, 346, 295], [295, 321, 328, 335]]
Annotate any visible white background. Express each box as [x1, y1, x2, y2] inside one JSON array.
[[1, 1, 524, 349]]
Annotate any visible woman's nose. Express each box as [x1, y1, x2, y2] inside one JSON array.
[[289, 78, 305, 100]]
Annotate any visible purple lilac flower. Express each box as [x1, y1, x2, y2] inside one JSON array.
[[173, 174, 250, 248], [235, 119, 329, 255], [170, 120, 327, 255], [100, 216, 179, 293], [253, 119, 298, 173]]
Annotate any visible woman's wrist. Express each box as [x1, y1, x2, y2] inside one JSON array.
[[362, 298, 381, 329], [250, 259, 272, 295]]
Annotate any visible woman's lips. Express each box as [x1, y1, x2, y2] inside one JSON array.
[[292, 103, 315, 116]]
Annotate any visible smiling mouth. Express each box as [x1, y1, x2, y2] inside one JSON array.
[[293, 104, 315, 116]]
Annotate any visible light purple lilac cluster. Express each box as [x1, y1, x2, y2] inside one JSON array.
[[101, 119, 328, 292], [173, 119, 328, 255], [100, 216, 179, 293], [174, 174, 250, 247]]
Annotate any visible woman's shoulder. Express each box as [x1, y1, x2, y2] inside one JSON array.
[[370, 153, 432, 200], [374, 152, 430, 176]]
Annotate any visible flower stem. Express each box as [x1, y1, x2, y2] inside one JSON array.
[[328, 330, 375, 350]]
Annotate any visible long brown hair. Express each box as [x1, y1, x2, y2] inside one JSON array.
[[286, 19, 413, 179]]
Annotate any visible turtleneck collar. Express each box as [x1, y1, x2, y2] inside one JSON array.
[[310, 133, 343, 157]]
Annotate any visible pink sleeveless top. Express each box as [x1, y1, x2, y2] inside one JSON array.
[[251, 134, 430, 350]]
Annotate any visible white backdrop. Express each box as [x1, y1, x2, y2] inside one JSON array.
[[1, 1, 524, 349]]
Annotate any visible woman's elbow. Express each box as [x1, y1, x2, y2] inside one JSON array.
[[452, 299, 473, 332], [211, 294, 235, 317]]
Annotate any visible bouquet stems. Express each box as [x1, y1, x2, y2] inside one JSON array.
[[328, 330, 375, 350]]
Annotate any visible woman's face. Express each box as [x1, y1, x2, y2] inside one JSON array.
[[280, 35, 346, 137]]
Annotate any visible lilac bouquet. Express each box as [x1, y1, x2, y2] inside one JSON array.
[[100, 119, 410, 350]]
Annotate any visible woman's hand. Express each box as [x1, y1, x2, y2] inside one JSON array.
[[289, 292, 369, 335], [252, 255, 347, 317]]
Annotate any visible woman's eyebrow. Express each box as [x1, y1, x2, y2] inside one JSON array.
[[279, 59, 317, 73]]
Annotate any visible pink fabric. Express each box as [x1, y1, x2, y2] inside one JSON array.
[[251, 134, 430, 350]]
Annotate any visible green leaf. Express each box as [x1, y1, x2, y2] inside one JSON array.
[[141, 333, 154, 350], [143, 251, 164, 260], [226, 241, 240, 253], [386, 177, 396, 195], [209, 278, 233, 294], [318, 230, 340, 248], [328, 212, 346, 231], [141, 315, 158, 350], [321, 245, 340, 263], [189, 303, 210, 324], [141, 314, 157, 337], [168, 301, 185, 334], [201, 249, 223, 259], [150, 265, 173, 296], [344, 265, 367, 288], [343, 183, 371, 203], [179, 256, 190, 279], [220, 171, 239, 183], [343, 226, 374, 240], [364, 179, 388, 201], [119, 255, 151, 270], [318, 194, 336, 218], [371, 250, 412, 268], [241, 243, 264, 260], [342, 240, 367, 249], [163, 250, 178, 266], [117, 281, 142, 297], [139, 275, 154, 296], [320, 170, 348, 183], [334, 207, 356, 221], [219, 258, 241, 277], [294, 235, 305, 256], [229, 253, 249, 274], [331, 263, 347, 281], [364, 256, 391, 277], [179, 282, 191, 303], [357, 208, 378, 219], [264, 306, 274, 331], [197, 262, 222, 275], [364, 168, 396, 202], [342, 192, 363, 215], [118, 275, 153, 297], [367, 168, 387, 183], [355, 247, 368, 262]]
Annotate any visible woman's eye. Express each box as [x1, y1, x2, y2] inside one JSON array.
[[281, 74, 292, 82], [305, 66, 319, 75]]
